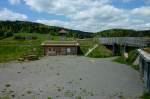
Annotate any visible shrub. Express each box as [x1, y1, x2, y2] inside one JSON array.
[[140, 92, 150, 99], [5, 32, 13, 37], [48, 97, 52, 99], [0, 32, 4, 37], [126, 50, 138, 64], [14, 35, 37, 40], [14, 35, 25, 40], [114, 50, 139, 70]]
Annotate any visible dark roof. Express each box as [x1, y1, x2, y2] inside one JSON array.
[[41, 41, 79, 46], [59, 29, 68, 34]]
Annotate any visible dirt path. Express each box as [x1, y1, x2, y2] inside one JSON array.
[[0, 56, 143, 99]]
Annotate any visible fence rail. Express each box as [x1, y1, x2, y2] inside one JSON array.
[[99, 37, 150, 47], [138, 49, 150, 92]]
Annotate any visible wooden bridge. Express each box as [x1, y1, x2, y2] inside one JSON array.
[[99, 37, 150, 55], [99, 37, 150, 47]]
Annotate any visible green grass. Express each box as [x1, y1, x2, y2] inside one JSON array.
[[140, 92, 150, 99], [48, 97, 52, 99], [88, 45, 113, 58], [114, 50, 139, 70], [0, 45, 43, 63], [0, 33, 48, 63], [78, 39, 94, 54], [78, 38, 113, 58], [0, 32, 75, 63], [0, 96, 11, 99], [0, 33, 112, 63]]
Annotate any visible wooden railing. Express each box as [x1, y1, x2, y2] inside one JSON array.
[[99, 37, 150, 47]]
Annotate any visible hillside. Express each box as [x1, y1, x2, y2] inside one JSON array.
[[95, 29, 150, 37], [0, 21, 93, 39]]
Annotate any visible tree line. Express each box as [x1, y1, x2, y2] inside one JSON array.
[[0, 21, 92, 39], [1, 21, 150, 39], [96, 29, 150, 37]]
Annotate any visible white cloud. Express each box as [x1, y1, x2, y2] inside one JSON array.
[[144, 0, 150, 4], [36, 19, 69, 28], [9, 0, 21, 5], [0, 8, 27, 21], [24, 0, 109, 15], [24, 0, 127, 32], [120, 0, 135, 3], [131, 6, 150, 16], [17, 0, 150, 32]]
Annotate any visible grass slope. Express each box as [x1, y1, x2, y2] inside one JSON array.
[[78, 38, 113, 58], [0, 33, 48, 63], [114, 50, 139, 70]]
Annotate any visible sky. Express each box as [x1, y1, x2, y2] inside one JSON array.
[[0, 0, 150, 32]]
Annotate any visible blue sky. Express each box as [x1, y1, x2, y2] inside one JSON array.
[[0, 0, 150, 32]]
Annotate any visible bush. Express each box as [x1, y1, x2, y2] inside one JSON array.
[[14, 35, 25, 40], [115, 50, 138, 65], [5, 32, 13, 37], [114, 50, 139, 70], [0, 32, 4, 37], [0, 32, 13, 39], [126, 50, 138, 64], [48, 97, 52, 99], [140, 92, 150, 99], [14, 35, 37, 40]]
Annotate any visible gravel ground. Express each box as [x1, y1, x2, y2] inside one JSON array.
[[0, 56, 143, 99]]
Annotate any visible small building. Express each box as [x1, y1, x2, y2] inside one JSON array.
[[41, 41, 79, 56], [59, 29, 68, 35], [58, 29, 68, 41], [42, 29, 79, 56]]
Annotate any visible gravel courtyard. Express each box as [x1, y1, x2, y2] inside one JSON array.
[[0, 56, 143, 99]]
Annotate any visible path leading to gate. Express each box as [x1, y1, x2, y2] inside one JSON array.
[[0, 56, 143, 99]]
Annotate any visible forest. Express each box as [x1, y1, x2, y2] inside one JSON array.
[[96, 29, 150, 37], [0, 21, 150, 40], [0, 20, 92, 39]]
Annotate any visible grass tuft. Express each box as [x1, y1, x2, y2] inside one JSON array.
[[48, 97, 52, 99]]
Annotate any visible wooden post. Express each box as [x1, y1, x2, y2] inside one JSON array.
[[123, 45, 126, 53], [112, 43, 116, 56], [76, 46, 78, 55], [148, 62, 150, 92], [143, 62, 149, 90], [139, 56, 143, 75]]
